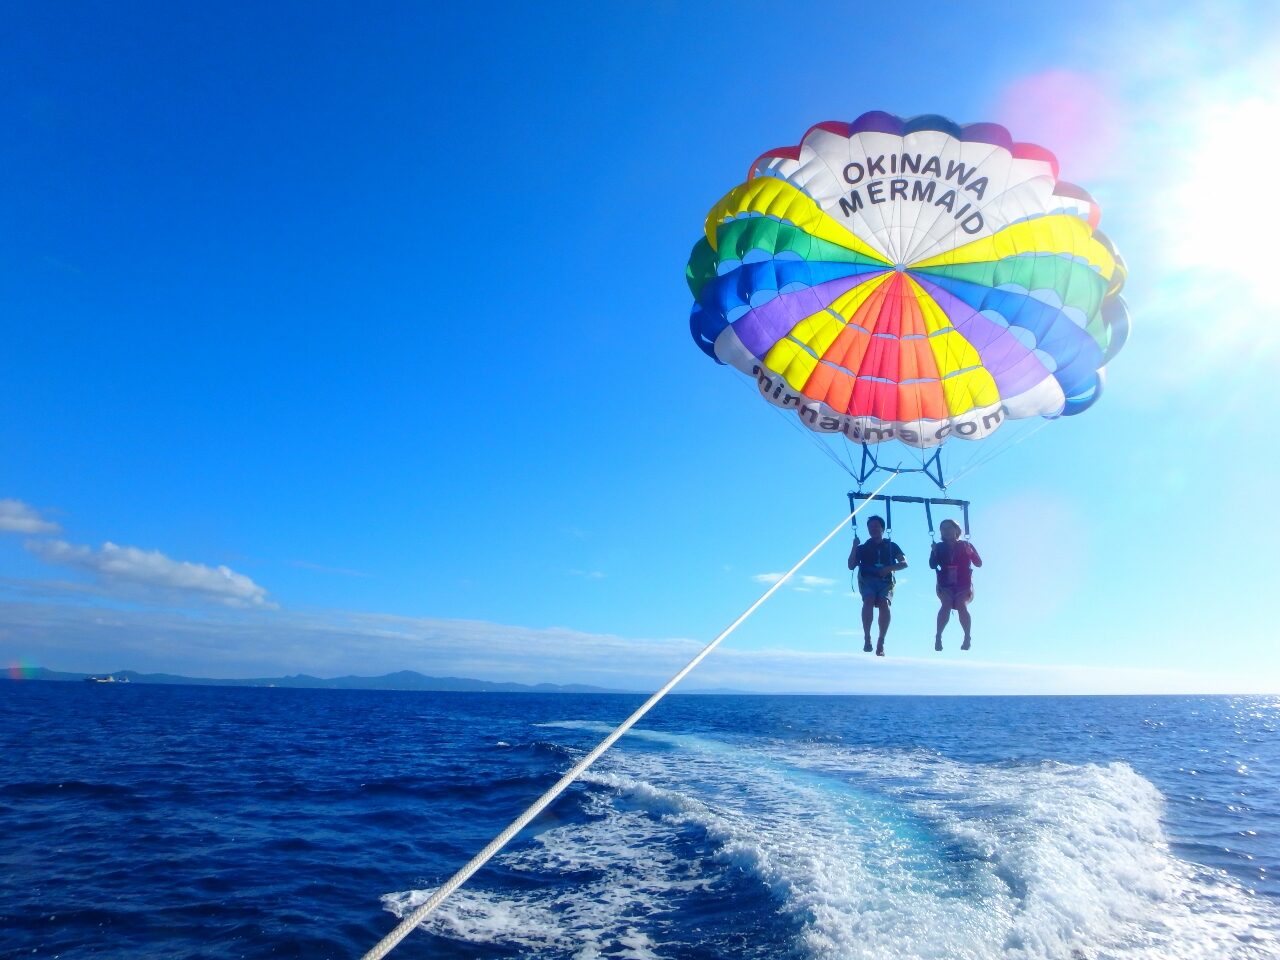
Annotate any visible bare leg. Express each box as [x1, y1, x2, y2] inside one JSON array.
[[861, 600, 874, 651], [877, 599, 890, 642], [957, 600, 972, 649], [936, 601, 951, 640]]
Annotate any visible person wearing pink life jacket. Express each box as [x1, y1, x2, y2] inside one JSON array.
[[930, 518, 982, 652]]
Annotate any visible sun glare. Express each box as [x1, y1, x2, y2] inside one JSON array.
[[1165, 94, 1280, 305], [1121, 21, 1280, 376]]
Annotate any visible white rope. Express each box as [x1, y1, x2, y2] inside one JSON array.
[[361, 473, 899, 960]]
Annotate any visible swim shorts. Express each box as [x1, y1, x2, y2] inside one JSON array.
[[936, 584, 974, 605], [858, 575, 894, 603]]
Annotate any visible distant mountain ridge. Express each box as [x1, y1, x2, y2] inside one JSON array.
[[12, 667, 633, 694]]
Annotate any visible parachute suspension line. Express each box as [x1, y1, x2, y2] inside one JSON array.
[[835, 428, 860, 476], [777, 408, 856, 478], [360, 472, 901, 960], [944, 417, 1054, 488], [905, 415, 932, 478], [734, 374, 856, 478], [840, 432, 860, 476], [944, 419, 1017, 484]]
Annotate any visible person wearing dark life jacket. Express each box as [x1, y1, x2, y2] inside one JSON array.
[[929, 518, 983, 651], [847, 516, 907, 657]]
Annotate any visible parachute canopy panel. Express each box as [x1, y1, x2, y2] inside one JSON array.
[[687, 112, 1129, 450]]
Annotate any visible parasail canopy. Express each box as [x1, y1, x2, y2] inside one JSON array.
[[687, 112, 1129, 450]]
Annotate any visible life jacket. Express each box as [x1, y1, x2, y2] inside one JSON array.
[[856, 539, 900, 580], [932, 540, 973, 588]]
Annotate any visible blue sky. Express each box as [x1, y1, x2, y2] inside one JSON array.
[[3, 0, 1279, 694]]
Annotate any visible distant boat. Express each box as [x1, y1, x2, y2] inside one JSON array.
[[83, 675, 126, 683]]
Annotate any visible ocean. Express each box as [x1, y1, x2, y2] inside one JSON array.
[[3, 683, 1278, 959]]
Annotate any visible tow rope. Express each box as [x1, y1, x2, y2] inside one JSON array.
[[361, 474, 898, 959]]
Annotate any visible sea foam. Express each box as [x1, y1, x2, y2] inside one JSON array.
[[386, 723, 1280, 959]]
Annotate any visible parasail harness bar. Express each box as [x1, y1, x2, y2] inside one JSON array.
[[856, 442, 947, 491], [847, 491, 970, 539]]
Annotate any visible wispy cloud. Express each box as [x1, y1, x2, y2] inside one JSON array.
[[797, 575, 835, 588], [751, 572, 837, 593], [25, 540, 273, 609], [569, 569, 606, 580], [0, 600, 690, 685], [1, 597, 1272, 695], [0, 499, 60, 535]]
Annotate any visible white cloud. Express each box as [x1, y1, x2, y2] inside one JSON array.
[[752, 572, 838, 594], [797, 575, 835, 587], [701, 645, 1277, 696], [1, 598, 1273, 695], [0, 499, 60, 535], [0, 600, 692, 685], [25, 539, 273, 608]]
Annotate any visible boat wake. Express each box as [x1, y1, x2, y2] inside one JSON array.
[[385, 722, 1279, 959]]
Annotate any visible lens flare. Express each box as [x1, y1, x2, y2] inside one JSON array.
[[992, 69, 1123, 182]]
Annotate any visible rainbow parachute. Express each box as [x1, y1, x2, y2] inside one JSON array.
[[687, 112, 1129, 449]]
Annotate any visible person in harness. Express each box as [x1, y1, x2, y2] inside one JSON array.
[[930, 518, 983, 651], [848, 515, 907, 657]]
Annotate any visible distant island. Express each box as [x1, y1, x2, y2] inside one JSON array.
[[11, 667, 635, 694]]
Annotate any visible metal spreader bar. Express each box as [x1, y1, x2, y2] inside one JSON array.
[[847, 492, 970, 537]]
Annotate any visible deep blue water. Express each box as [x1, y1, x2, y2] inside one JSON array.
[[3, 684, 1279, 959]]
